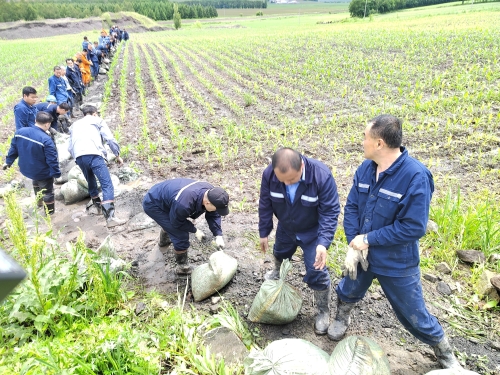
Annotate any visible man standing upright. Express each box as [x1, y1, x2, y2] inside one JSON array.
[[68, 105, 125, 228], [4, 111, 60, 214], [259, 148, 340, 335], [328, 114, 461, 370], [48, 66, 69, 105], [14, 86, 38, 130], [66, 58, 84, 111]]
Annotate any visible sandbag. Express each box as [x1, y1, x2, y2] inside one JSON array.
[[244, 338, 330, 375], [425, 370, 479, 375], [247, 259, 302, 324], [99, 67, 108, 74], [68, 165, 83, 181], [328, 336, 390, 375], [191, 251, 238, 302], [77, 173, 101, 190], [60, 179, 89, 204]]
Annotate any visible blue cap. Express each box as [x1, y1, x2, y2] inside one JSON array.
[[46, 95, 56, 102]]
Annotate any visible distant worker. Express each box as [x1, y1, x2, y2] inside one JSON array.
[[259, 148, 340, 336], [59, 67, 76, 119], [48, 66, 69, 105], [142, 179, 229, 275], [68, 105, 126, 228], [4, 111, 61, 215], [75, 52, 91, 87], [86, 44, 100, 82], [123, 29, 129, 41], [66, 58, 84, 110], [35, 96, 70, 133], [329, 114, 462, 370], [82, 36, 90, 51], [14, 86, 38, 130]]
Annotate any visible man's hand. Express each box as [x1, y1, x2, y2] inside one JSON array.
[[115, 156, 124, 167], [2, 163, 11, 170], [195, 229, 206, 241], [313, 244, 327, 270], [343, 246, 369, 280], [349, 234, 369, 251], [259, 237, 268, 254], [215, 236, 225, 249]]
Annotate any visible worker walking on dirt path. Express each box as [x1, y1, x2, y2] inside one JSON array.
[[330, 114, 462, 370], [4, 111, 60, 215], [142, 179, 229, 275], [14, 86, 38, 130], [68, 105, 126, 228], [259, 148, 340, 336]]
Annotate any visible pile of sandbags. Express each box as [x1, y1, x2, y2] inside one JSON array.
[[247, 259, 302, 324], [191, 251, 238, 302]]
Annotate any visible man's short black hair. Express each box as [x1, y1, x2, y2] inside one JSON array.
[[272, 148, 302, 173], [53, 66, 61, 72], [22, 86, 37, 97], [66, 58, 74, 63], [84, 36, 88, 40], [58, 103, 71, 111], [82, 105, 98, 116], [36, 111, 53, 125], [369, 114, 403, 149]]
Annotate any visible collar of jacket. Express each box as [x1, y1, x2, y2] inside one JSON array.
[[370, 146, 408, 176], [196, 187, 210, 213]]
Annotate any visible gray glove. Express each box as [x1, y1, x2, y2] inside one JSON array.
[[2, 163, 11, 170], [343, 246, 369, 280]]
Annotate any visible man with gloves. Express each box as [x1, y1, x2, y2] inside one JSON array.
[[4, 111, 60, 214], [329, 114, 462, 370], [259, 147, 340, 336], [142, 179, 229, 275]]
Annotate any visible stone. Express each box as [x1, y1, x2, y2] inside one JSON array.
[[489, 275, 500, 293], [489, 341, 500, 350], [127, 212, 157, 232], [203, 327, 248, 366], [118, 167, 139, 182], [135, 302, 146, 315], [456, 250, 486, 264], [423, 273, 439, 283], [426, 220, 438, 234], [371, 292, 383, 300], [211, 296, 221, 304], [435, 262, 452, 274], [488, 253, 500, 264], [209, 304, 220, 313], [475, 270, 500, 302], [436, 281, 452, 295]]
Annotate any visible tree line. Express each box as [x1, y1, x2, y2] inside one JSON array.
[[348, 0, 494, 17], [183, 0, 267, 9], [0, 0, 218, 22]]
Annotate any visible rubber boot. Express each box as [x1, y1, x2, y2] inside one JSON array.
[[101, 202, 126, 228], [158, 229, 172, 247], [264, 255, 282, 280], [314, 287, 330, 335], [432, 336, 462, 369], [86, 197, 102, 215], [44, 202, 55, 216], [175, 251, 192, 275], [327, 299, 356, 341], [33, 186, 43, 207]]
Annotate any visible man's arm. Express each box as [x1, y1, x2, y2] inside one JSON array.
[[5, 136, 19, 166], [99, 121, 120, 156], [48, 77, 56, 96], [205, 211, 222, 236], [14, 107, 29, 130], [170, 203, 197, 233], [258, 167, 274, 239], [316, 173, 340, 249], [343, 173, 362, 244], [44, 139, 61, 178]]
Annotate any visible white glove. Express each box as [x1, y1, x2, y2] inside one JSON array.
[[215, 236, 225, 249], [343, 246, 369, 280], [195, 229, 206, 241]]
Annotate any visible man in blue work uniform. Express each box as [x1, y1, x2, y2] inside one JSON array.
[[328, 114, 461, 369], [142, 179, 229, 275], [82, 36, 90, 51], [259, 148, 340, 335], [48, 66, 69, 105], [35, 96, 70, 133], [66, 58, 84, 109], [3, 112, 61, 214], [14, 86, 38, 130], [87, 44, 100, 82]]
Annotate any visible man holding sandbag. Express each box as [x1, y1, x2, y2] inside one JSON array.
[[259, 148, 340, 335]]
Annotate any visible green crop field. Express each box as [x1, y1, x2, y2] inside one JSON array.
[[1, 3, 500, 373]]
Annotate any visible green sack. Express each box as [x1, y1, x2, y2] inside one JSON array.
[[244, 338, 330, 375], [247, 259, 302, 324], [328, 336, 391, 375]]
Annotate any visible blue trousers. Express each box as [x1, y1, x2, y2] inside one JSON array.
[[336, 267, 444, 346], [142, 196, 190, 250], [273, 225, 331, 291], [91, 63, 99, 78], [75, 155, 114, 201]]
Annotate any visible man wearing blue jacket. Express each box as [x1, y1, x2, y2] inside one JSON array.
[[3, 112, 61, 214], [328, 115, 461, 369], [14, 86, 38, 130], [48, 66, 69, 105], [143, 179, 229, 275], [259, 148, 340, 335], [35, 97, 70, 133]]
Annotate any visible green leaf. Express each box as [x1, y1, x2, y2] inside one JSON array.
[[483, 300, 498, 309]]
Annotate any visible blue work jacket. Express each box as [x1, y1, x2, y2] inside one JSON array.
[[343, 147, 434, 277], [35, 102, 58, 129], [259, 156, 340, 248], [48, 75, 68, 105], [82, 41, 89, 50], [6, 126, 61, 181], [13, 99, 38, 130], [144, 179, 223, 236], [66, 66, 83, 92]]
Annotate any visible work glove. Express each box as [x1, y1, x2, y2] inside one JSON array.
[[215, 236, 225, 249], [195, 229, 206, 242], [2, 163, 11, 170], [343, 246, 369, 281]]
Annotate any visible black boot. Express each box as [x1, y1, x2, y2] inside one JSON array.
[[314, 287, 330, 335], [101, 202, 126, 228], [33, 186, 43, 207], [175, 251, 192, 275], [327, 299, 356, 341], [432, 336, 462, 369], [44, 202, 55, 215], [264, 255, 282, 280], [86, 197, 102, 215], [159, 229, 172, 247]]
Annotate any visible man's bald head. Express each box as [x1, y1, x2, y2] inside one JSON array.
[[272, 148, 302, 174]]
